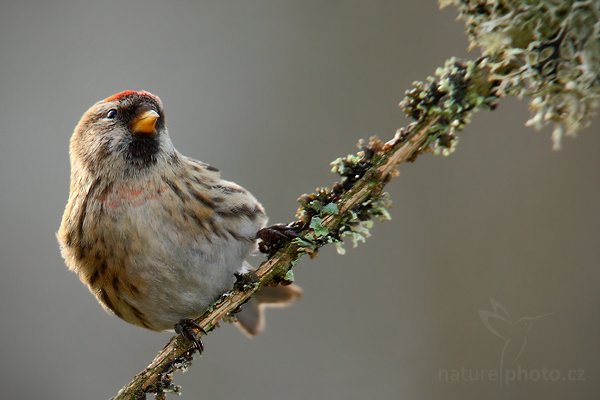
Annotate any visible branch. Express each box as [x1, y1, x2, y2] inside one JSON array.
[[114, 119, 435, 400], [114, 58, 498, 399], [114, 0, 599, 396]]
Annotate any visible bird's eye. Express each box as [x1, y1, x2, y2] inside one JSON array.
[[106, 109, 118, 119]]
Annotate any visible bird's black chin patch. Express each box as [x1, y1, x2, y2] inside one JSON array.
[[126, 134, 160, 167]]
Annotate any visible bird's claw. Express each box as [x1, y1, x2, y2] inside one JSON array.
[[257, 223, 299, 241], [257, 223, 301, 254], [174, 318, 206, 353]]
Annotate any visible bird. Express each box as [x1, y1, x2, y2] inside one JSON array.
[[57, 90, 301, 350]]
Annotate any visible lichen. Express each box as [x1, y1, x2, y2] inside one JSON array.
[[290, 136, 397, 257], [292, 54, 498, 257], [309, 216, 329, 238], [283, 269, 295, 283], [441, 0, 600, 148], [333, 192, 393, 254], [400, 58, 498, 155], [144, 351, 194, 398], [322, 202, 340, 215]]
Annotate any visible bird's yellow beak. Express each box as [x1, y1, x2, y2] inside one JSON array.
[[131, 109, 160, 135]]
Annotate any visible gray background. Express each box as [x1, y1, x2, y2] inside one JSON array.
[[0, 1, 598, 399]]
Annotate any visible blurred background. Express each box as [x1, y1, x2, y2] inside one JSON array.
[[0, 1, 598, 399]]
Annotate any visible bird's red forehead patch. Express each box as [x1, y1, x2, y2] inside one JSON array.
[[103, 90, 160, 103]]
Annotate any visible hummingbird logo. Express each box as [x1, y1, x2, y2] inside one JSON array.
[[479, 298, 551, 378]]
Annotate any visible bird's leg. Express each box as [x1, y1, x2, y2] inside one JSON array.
[[174, 319, 206, 354], [257, 223, 303, 255], [257, 223, 299, 241]]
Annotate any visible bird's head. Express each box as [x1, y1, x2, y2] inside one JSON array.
[[70, 90, 176, 177]]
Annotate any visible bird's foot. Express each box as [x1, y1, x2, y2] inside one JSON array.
[[257, 223, 301, 255], [174, 319, 206, 354]]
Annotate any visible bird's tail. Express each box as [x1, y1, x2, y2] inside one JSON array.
[[235, 284, 303, 336]]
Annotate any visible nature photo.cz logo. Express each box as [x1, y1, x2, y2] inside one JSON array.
[[438, 298, 585, 385]]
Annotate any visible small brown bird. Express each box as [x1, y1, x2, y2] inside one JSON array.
[[58, 90, 301, 348]]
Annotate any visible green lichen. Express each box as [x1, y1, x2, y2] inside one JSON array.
[[333, 192, 393, 254], [284, 269, 295, 283], [322, 202, 340, 215], [334, 242, 347, 255], [307, 200, 323, 212], [441, 0, 600, 148], [400, 58, 498, 155], [292, 236, 315, 248], [330, 154, 363, 176], [290, 136, 395, 257], [309, 216, 329, 238]]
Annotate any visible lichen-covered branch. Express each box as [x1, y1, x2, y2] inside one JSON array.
[[442, 0, 600, 148], [113, 1, 599, 398], [113, 58, 498, 400]]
